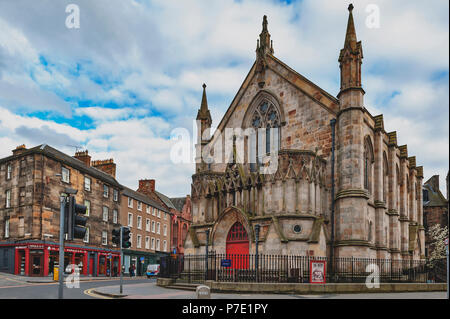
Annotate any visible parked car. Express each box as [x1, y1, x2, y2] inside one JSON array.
[[146, 264, 160, 278]]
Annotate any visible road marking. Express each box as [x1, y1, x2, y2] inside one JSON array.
[[84, 288, 112, 299], [0, 274, 26, 284]]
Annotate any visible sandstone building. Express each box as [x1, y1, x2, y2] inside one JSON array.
[[185, 5, 425, 261], [0, 145, 122, 276], [120, 181, 172, 276]]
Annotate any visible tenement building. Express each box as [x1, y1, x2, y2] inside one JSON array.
[[120, 181, 172, 276], [0, 145, 122, 277], [184, 5, 425, 261]]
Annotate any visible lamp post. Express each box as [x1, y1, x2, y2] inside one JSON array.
[[205, 229, 210, 281], [255, 224, 260, 282]]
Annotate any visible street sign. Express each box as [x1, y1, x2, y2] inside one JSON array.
[[221, 259, 232, 267], [173, 248, 177, 254]]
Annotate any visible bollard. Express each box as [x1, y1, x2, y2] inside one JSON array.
[[196, 285, 211, 299]]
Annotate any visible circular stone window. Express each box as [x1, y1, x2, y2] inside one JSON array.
[[293, 224, 302, 234]]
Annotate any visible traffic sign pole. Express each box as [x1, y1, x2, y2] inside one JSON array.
[[58, 196, 65, 299], [120, 226, 123, 294]]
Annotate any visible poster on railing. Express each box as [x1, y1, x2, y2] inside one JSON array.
[[310, 260, 326, 284]]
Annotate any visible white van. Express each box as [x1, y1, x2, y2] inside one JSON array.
[[146, 264, 160, 278]]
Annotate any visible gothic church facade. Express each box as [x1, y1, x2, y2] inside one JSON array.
[[184, 5, 425, 261]]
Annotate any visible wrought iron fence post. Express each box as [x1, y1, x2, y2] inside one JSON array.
[[255, 224, 260, 282], [205, 229, 209, 281]]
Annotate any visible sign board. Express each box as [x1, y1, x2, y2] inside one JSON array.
[[310, 260, 326, 284], [173, 248, 177, 254], [221, 259, 232, 267], [140, 257, 145, 263]]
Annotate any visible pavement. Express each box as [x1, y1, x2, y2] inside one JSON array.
[[90, 281, 448, 299], [0, 271, 148, 284]]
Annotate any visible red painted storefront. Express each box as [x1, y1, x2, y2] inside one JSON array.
[[6, 242, 121, 277]]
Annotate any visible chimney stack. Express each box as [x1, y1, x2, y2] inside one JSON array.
[[428, 175, 440, 192], [12, 144, 27, 156], [138, 179, 156, 195], [92, 159, 116, 178], [74, 150, 91, 167]]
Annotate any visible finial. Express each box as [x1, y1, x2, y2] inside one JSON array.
[[202, 83, 206, 89], [348, 3, 354, 11], [262, 15, 268, 32]]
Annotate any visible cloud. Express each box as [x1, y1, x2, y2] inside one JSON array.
[[14, 125, 80, 148], [0, 0, 448, 196]]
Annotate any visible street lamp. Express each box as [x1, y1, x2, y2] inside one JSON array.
[[255, 224, 260, 282]]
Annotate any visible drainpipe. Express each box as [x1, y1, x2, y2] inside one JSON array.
[[330, 119, 336, 282]]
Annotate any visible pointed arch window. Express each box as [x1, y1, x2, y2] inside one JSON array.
[[363, 137, 374, 193], [227, 222, 248, 242], [250, 100, 281, 171], [383, 152, 389, 203]]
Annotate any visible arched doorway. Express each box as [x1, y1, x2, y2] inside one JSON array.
[[226, 222, 249, 269]]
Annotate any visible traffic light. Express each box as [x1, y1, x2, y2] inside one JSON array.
[[122, 227, 131, 249], [65, 196, 88, 240], [112, 228, 121, 246]]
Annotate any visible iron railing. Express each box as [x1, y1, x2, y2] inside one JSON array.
[[160, 253, 443, 284]]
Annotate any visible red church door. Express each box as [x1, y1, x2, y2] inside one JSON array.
[[226, 222, 249, 269]]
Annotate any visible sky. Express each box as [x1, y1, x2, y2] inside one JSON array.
[[0, 0, 448, 197]]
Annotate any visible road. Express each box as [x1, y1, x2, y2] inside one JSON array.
[[0, 272, 153, 299], [0, 272, 446, 299]]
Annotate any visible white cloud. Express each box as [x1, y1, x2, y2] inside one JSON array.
[[0, 0, 448, 196]]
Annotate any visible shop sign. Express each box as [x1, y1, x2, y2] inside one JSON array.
[[15, 246, 27, 250]]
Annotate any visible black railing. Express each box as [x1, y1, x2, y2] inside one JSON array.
[[160, 253, 443, 284]]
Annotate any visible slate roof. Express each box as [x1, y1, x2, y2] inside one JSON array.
[[154, 191, 177, 210], [169, 197, 187, 212], [0, 144, 121, 187], [121, 186, 169, 213], [423, 183, 448, 207]]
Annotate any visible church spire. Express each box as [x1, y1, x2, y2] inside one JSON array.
[[338, 3, 364, 97], [258, 15, 274, 55], [196, 83, 212, 125], [344, 4, 357, 51]]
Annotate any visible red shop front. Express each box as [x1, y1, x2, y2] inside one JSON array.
[[13, 242, 120, 277]]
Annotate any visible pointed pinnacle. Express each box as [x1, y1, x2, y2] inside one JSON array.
[[344, 4, 357, 50]]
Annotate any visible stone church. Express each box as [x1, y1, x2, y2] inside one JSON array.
[[184, 5, 425, 261]]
